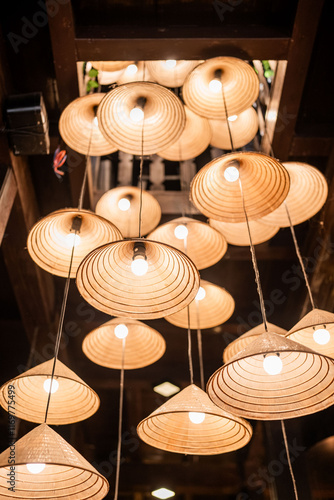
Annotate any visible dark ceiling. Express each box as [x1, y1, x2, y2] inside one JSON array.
[[1, 1, 334, 499]]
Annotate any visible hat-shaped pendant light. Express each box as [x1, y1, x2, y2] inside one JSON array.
[[209, 107, 259, 150], [165, 280, 235, 330], [208, 331, 334, 420], [83, 318, 166, 369], [158, 106, 211, 161], [97, 82, 186, 155], [183, 57, 259, 119], [223, 322, 287, 363], [137, 384, 252, 455], [116, 61, 154, 85], [95, 186, 161, 238], [148, 217, 227, 270], [0, 423, 109, 499], [261, 162, 328, 227], [0, 359, 99, 424], [59, 93, 117, 156], [190, 151, 290, 222], [146, 60, 201, 87], [209, 218, 279, 246], [90, 61, 134, 72]]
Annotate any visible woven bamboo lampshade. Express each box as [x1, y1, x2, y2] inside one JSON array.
[[76, 238, 200, 319], [0, 358, 99, 425], [190, 152, 290, 223], [97, 82, 186, 155], [207, 331, 334, 420], [27, 208, 122, 278], [83, 318, 166, 369], [90, 61, 134, 71], [116, 61, 154, 85], [59, 93, 117, 156], [183, 57, 259, 119], [146, 60, 201, 87], [137, 384, 252, 455], [223, 322, 287, 363], [157, 106, 211, 161], [286, 308, 334, 357], [147, 217, 227, 270], [165, 280, 235, 330], [209, 107, 259, 150], [0, 423, 109, 499], [209, 218, 280, 246], [261, 162, 328, 227], [98, 68, 128, 85], [95, 186, 161, 237]]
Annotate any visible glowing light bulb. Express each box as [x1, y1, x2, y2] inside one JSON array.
[[130, 107, 144, 122], [165, 59, 177, 69], [313, 328, 330, 345], [65, 233, 81, 248], [26, 463, 46, 474], [43, 378, 59, 394], [127, 63, 138, 75], [263, 354, 283, 375], [228, 115, 238, 122], [195, 286, 206, 301], [118, 197, 131, 211], [131, 256, 148, 276], [174, 224, 188, 240], [224, 166, 239, 182], [189, 412, 205, 424], [93, 116, 99, 127], [114, 324, 129, 339], [209, 79, 222, 93]]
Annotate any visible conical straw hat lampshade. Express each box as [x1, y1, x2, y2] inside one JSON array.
[[137, 384, 252, 455], [208, 331, 334, 420], [0, 423, 109, 499], [0, 359, 100, 425], [83, 318, 166, 369], [90, 61, 134, 72], [209, 107, 259, 150], [27, 208, 122, 278], [146, 60, 201, 87], [209, 218, 279, 246], [148, 217, 227, 270], [116, 61, 154, 85]]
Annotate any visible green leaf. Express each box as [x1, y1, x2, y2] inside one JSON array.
[[88, 68, 99, 77]]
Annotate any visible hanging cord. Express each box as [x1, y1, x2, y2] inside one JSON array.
[[142, 61, 146, 82], [239, 178, 269, 331], [281, 420, 299, 500], [284, 202, 316, 309], [195, 300, 205, 390], [138, 115, 145, 238], [78, 119, 94, 210], [187, 306, 194, 385], [114, 337, 126, 500], [222, 85, 235, 152]]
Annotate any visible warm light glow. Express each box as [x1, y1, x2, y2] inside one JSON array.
[[118, 197, 131, 211], [127, 63, 138, 75], [64, 232, 81, 248], [131, 256, 148, 276], [153, 381, 180, 397], [263, 354, 283, 375], [209, 79, 222, 93], [224, 166, 239, 182], [174, 224, 188, 240], [114, 323, 129, 339], [43, 378, 59, 394], [313, 328, 330, 345], [228, 115, 238, 122], [26, 463, 46, 474], [93, 116, 99, 127], [188, 412, 206, 424], [165, 60, 177, 69], [130, 107, 144, 122], [195, 286, 206, 301], [152, 488, 175, 499]]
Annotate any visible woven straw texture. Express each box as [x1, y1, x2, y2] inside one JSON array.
[[209, 218, 279, 246], [137, 384, 252, 455], [76, 238, 200, 319], [97, 82, 186, 155], [208, 332, 334, 420], [147, 217, 227, 270], [183, 57, 259, 119], [83, 318, 166, 369], [223, 322, 287, 363], [190, 152, 290, 223], [261, 162, 328, 227], [0, 423, 109, 499], [146, 60, 201, 87], [286, 308, 334, 357], [209, 107, 259, 150], [27, 208, 122, 278], [95, 186, 161, 238], [116, 61, 154, 85], [158, 106, 211, 161], [98, 68, 128, 85], [0, 359, 99, 425], [165, 280, 235, 329], [90, 61, 134, 71], [59, 94, 117, 156]]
